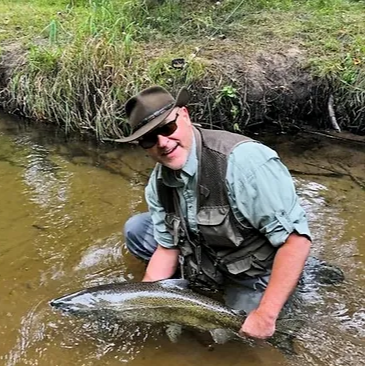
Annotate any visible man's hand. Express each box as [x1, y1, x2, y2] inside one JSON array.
[[238, 233, 311, 339], [239, 309, 276, 339]]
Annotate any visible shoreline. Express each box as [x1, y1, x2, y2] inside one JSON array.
[[0, 0, 364, 139]]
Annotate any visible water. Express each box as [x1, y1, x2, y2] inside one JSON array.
[[0, 112, 364, 366]]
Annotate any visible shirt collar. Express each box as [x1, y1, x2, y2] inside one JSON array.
[[157, 131, 197, 187]]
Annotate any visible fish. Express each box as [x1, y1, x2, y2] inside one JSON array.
[[50, 279, 246, 344]]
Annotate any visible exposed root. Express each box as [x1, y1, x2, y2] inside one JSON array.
[[327, 94, 341, 132], [337, 163, 365, 190]]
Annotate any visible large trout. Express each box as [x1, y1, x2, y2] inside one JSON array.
[[51, 259, 345, 349], [50, 279, 245, 343]]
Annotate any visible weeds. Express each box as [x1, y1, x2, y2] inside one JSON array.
[[0, 0, 364, 137], [1, 38, 205, 139]]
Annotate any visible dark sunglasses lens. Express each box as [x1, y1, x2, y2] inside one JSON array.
[[159, 121, 178, 136], [139, 121, 178, 149], [138, 136, 156, 149]]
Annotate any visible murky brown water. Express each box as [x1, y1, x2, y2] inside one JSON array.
[[0, 111, 364, 366]]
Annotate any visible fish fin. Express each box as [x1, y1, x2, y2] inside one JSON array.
[[209, 328, 234, 344], [158, 279, 190, 291], [165, 323, 183, 343], [277, 317, 306, 336], [268, 332, 298, 355], [231, 309, 247, 317]]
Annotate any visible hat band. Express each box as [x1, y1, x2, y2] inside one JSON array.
[[133, 102, 175, 132]]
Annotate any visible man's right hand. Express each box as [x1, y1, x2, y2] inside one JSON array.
[[142, 245, 180, 282]]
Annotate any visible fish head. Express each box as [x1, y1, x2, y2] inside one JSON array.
[[49, 282, 139, 319], [49, 289, 107, 317]]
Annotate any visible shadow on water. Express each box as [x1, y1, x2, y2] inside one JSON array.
[[0, 112, 364, 366]]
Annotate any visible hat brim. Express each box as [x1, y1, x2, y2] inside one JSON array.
[[112, 87, 189, 143]]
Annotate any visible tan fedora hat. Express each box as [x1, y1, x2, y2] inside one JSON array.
[[114, 86, 189, 143]]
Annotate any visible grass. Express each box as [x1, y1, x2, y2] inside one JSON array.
[[0, 0, 364, 137]]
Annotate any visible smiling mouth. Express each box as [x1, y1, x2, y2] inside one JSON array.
[[161, 144, 178, 156]]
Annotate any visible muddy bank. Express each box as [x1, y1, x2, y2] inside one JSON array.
[[189, 47, 363, 134], [0, 43, 364, 139]]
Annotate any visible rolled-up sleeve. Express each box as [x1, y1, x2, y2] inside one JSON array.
[[145, 169, 175, 249], [227, 143, 312, 247]]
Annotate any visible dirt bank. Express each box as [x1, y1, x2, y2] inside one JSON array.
[[0, 42, 364, 138], [189, 47, 329, 131], [0, 44, 22, 89]]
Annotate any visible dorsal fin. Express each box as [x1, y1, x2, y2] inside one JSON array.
[[231, 309, 247, 318]]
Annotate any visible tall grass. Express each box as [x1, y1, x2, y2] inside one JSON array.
[[0, 0, 364, 137], [2, 38, 205, 139]]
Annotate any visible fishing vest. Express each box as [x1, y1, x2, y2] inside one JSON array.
[[157, 127, 277, 290]]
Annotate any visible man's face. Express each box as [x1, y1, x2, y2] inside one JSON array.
[[141, 107, 193, 170]]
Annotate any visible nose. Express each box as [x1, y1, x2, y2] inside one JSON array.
[[156, 134, 170, 148], [49, 298, 63, 309]]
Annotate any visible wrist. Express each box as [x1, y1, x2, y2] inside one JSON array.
[[142, 273, 155, 282], [255, 303, 280, 322]]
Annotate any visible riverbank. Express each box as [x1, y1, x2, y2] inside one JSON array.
[[0, 0, 364, 140]]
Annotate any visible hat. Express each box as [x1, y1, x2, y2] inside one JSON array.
[[114, 86, 189, 143]]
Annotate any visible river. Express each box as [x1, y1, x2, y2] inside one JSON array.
[[0, 111, 364, 366]]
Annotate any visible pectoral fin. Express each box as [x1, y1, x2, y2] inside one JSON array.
[[268, 332, 297, 355], [231, 309, 247, 317], [159, 279, 190, 291], [165, 323, 183, 343], [209, 328, 234, 344]]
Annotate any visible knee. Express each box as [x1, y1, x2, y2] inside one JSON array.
[[123, 212, 155, 261], [123, 214, 143, 246], [123, 212, 151, 251], [124, 214, 142, 242]]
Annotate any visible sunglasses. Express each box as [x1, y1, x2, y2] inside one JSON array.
[[138, 112, 179, 149]]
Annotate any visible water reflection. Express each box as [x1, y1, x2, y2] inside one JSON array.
[[0, 113, 364, 366], [292, 178, 365, 366], [74, 233, 136, 286], [6, 301, 46, 366], [23, 145, 65, 205]]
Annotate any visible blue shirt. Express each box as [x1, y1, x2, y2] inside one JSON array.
[[145, 133, 311, 249]]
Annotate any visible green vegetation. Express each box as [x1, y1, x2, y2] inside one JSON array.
[[0, 0, 364, 138]]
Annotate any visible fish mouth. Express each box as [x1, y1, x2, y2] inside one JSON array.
[[49, 299, 75, 313], [49, 298, 62, 308]]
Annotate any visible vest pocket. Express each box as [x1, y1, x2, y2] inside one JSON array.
[[225, 256, 272, 277], [222, 242, 276, 277], [226, 257, 252, 274], [197, 206, 245, 247]]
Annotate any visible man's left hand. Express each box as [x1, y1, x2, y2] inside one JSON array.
[[239, 309, 276, 339]]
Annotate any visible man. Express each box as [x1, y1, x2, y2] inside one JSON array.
[[115, 85, 312, 340]]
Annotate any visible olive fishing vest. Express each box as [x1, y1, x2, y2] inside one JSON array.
[[157, 127, 277, 290]]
